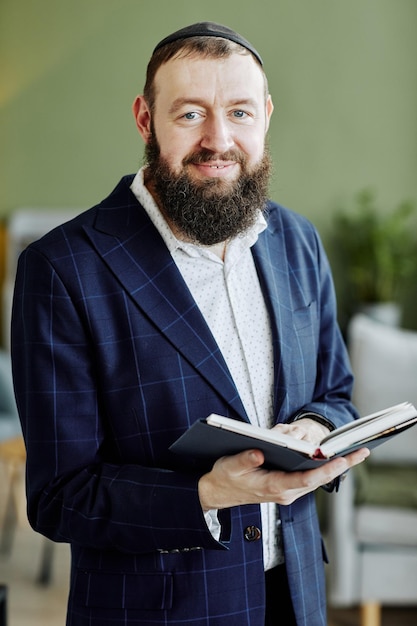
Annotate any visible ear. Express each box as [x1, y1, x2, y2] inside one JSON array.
[[264, 95, 274, 133], [132, 95, 152, 144]]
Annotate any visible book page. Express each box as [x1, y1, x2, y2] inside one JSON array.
[[206, 414, 316, 455], [320, 402, 409, 443], [320, 402, 417, 456], [207, 402, 417, 461]]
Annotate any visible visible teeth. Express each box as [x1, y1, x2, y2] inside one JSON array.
[[210, 165, 225, 168]]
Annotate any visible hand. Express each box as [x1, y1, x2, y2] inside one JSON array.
[[272, 417, 330, 445], [198, 446, 370, 511]]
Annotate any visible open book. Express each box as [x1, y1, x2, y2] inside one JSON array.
[[170, 402, 417, 471]]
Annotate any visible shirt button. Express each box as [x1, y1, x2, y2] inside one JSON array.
[[244, 525, 262, 542]]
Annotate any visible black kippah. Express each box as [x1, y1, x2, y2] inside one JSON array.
[[153, 22, 263, 66]]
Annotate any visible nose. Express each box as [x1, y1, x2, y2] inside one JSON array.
[[199, 114, 235, 154]]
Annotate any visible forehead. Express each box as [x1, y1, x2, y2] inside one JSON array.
[[152, 52, 266, 107]]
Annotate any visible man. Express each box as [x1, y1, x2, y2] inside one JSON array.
[[11, 22, 369, 626]]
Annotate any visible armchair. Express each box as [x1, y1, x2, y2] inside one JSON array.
[[327, 314, 417, 626]]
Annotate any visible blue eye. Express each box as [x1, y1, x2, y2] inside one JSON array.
[[233, 110, 246, 118], [184, 112, 198, 120]]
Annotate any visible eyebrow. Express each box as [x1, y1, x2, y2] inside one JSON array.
[[168, 97, 259, 115]]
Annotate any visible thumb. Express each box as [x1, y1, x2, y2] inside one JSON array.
[[237, 449, 265, 472]]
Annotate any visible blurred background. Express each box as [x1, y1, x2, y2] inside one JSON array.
[[1, 0, 417, 330], [1, 1, 417, 624]]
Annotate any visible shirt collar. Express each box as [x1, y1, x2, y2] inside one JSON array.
[[130, 167, 267, 262]]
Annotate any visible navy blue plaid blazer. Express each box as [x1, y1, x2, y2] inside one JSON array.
[[11, 175, 356, 626]]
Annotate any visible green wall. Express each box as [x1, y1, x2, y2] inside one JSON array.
[[1, 0, 417, 323]]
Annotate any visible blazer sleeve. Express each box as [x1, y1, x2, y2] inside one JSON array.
[[11, 245, 230, 554], [289, 223, 358, 429]]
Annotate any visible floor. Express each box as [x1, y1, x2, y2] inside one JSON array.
[[0, 463, 416, 625], [0, 523, 69, 625], [327, 606, 417, 626]]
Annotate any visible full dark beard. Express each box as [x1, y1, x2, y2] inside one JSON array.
[[144, 136, 272, 246]]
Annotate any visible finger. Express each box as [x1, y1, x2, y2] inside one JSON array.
[[318, 447, 370, 484], [288, 447, 370, 495], [341, 446, 370, 467], [286, 424, 306, 440]]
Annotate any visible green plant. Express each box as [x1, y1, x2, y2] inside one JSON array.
[[333, 189, 416, 304]]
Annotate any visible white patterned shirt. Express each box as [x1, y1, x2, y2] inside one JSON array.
[[130, 168, 283, 569]]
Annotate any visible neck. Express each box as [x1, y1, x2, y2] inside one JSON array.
[[203, 241, 227, 260]]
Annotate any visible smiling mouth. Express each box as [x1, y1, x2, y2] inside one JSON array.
[[193, 162, 238, 178], [183, 151, 245, 179], [197, 161, 236, 169]]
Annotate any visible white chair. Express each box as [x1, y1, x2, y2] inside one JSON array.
[[327, 314, 417, 626]]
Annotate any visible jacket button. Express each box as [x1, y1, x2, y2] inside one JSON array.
[[244, 525, 262, 542]]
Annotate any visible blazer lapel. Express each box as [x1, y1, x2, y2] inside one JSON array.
[[83, 178, 247, 420], [252, 220, 293, 423]]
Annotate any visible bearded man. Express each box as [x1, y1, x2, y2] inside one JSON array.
[[11, 22, 368, 626]]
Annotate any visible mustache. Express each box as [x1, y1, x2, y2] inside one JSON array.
[[182, 149, 247, 166]]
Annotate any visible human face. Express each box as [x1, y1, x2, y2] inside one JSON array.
[[142, 129, 272, 246], [133, 52, 274, 185]]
